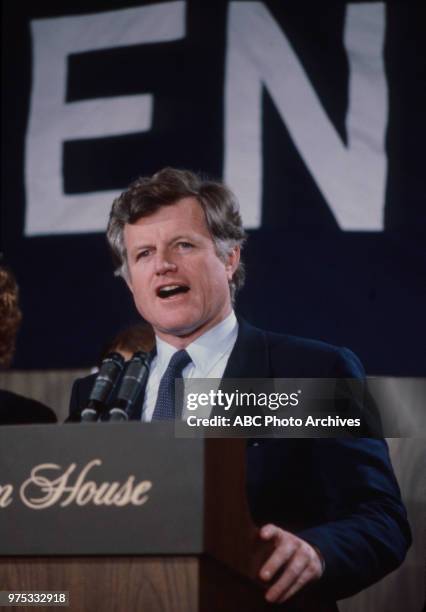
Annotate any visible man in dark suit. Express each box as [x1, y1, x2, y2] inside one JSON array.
[[69, 168, 410, 608]]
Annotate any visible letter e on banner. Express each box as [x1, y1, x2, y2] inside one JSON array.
[[25, 2, 185, 235]]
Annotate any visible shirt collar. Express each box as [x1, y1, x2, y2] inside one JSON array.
[[155, 311, 238, 376]]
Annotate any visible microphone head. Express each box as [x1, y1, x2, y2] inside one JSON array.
[[115, 351, 150, 403], [108, 350, 154, 419], [87, 351, 125, 406]]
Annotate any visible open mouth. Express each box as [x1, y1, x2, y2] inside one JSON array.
[[157, 284, 190, 299]]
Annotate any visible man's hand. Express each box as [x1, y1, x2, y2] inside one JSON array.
[[259, 524, 324, 604]]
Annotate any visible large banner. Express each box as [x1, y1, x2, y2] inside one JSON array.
[[1, 1, 425, 372]]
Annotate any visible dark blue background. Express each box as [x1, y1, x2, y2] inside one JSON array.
[[1, 1, 425, 374]]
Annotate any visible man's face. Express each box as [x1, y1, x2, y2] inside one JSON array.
[[123, 197, 239, 347]]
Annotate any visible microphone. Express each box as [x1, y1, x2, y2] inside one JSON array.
[[107, 351, 153, 421], [80, 352, 125, 422]]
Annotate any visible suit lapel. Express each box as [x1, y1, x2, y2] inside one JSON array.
[[223, 317, 270, 379], [209, 319, 271, 420]]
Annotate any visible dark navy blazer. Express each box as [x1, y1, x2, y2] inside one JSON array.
[[69, 319, 411, 605]]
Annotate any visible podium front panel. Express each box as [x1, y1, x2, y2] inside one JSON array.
[[0, 423, 204, 555]]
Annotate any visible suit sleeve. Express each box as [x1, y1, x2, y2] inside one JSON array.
[[297, 437, 411, 600], [297, 348, 411, 600]]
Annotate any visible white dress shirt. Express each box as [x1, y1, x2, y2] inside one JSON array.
[[141, 311, 238, 421]]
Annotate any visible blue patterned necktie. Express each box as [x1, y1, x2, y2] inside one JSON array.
[[152, 350, 192, 420]]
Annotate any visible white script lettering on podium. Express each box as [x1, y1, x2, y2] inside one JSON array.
[[0, 459, 153, 510]]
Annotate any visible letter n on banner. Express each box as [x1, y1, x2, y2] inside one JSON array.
[[224, 2, 387, 230]]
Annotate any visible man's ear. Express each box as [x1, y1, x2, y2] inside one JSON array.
[[225, 246, 240, 281]]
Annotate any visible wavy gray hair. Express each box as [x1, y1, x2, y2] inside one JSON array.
[[107, 168, 247, 302]]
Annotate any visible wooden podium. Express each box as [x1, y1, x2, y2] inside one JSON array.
[[0, 423, 331, 611], [0, 423, 277, 611]]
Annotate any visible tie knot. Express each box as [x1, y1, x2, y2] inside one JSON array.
[[166, 349, 192, 376]]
